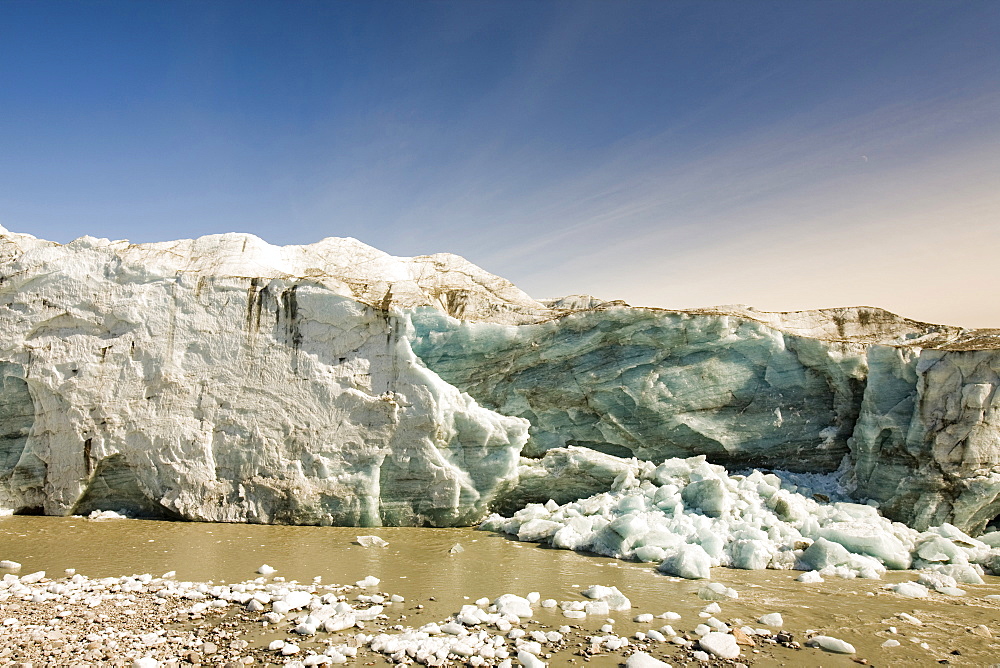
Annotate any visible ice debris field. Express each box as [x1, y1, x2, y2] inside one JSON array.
[[483, 452, 1000, 585]]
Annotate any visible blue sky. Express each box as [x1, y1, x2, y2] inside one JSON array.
[[2, 1, 998, 326]]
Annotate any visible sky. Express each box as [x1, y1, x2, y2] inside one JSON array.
[[1, 0, 998, 327]]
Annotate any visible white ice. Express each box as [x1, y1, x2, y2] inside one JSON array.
[[481, 449, 1000, 581]]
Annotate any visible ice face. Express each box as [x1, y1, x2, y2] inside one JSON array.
[[0, 231, 528, 524], [411, 307, 1000, 534], [849, 346, 1000, 533], [410, 307, 868, 472]]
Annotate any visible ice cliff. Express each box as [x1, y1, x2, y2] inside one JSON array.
[[412, 306, 1000, 533], [0, 227, 534, 525], [1, 226, 999, 535]]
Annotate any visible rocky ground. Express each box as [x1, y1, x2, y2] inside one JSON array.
[[2, 570, 999, 668], [0, 565, 864, 667]]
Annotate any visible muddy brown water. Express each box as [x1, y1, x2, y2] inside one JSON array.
[[1, 516, 999, 666]]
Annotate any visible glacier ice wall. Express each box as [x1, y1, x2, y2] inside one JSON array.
[[2, 226, 1000, 533], [0, 229, 529, 525], [411, 308, 1000, 533], [850, 346, 1000, 533], [410, 307, 869, 471]]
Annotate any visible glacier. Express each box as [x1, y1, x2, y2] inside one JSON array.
[[410, 305, 1000, 534], [0, 227, 533, 525], [2, 225, 1000, 548]]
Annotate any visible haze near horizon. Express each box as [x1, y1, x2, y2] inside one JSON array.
[[1, 0, 997, 327]]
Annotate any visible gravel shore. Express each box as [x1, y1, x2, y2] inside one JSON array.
[[2, 562, 998, 667], [0, 566, 809, 667]]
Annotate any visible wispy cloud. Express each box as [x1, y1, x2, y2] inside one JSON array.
[[382, 89, 1000, 326]]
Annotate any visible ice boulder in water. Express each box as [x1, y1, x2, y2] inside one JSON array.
[[800, 538, 853, 571], [659, 544, 712, 580], [758, 613, 783, 627], [493, 594, 533, 619], [698, 583, 737, 601], [818, 521, 911, 570], [625, 652, 673, 668], [807, 635, 856, 654], [581, 585, 632, 611]]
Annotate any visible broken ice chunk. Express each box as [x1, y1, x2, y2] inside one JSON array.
[[356, 576, 380, 588], [698, 631, 740, 659], [800, 538, 852, 571], [517, 519, 562, 542], [758, 613, 783, 627], [493, 594, 533, 618], [658, 544, 711, 580], [682, 479, 731, 518], [516, 649, 545, 668], [580, 585, 631, 611], [625, 652, 672, 668], [356, 536, 388, 548], [584, 600, 610, 616], [818, 521, 911, 570], [807, 635, 855, 654], [697, 583, 738, 600], [257, 564, 276, 575], [931, 563, 984, 585], [890, 582, 929, 598]]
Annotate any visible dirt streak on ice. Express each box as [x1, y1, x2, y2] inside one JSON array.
[[1, 516, 999, 666]]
